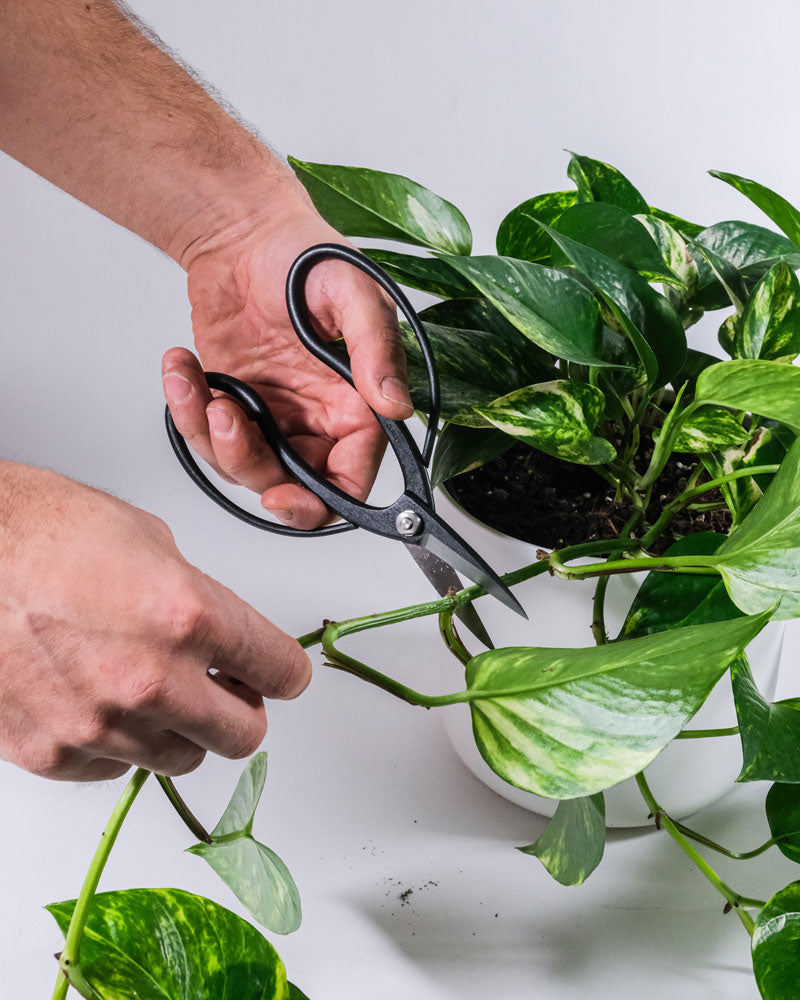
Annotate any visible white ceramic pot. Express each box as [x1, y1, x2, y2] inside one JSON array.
[[435, 487, 785, 828]]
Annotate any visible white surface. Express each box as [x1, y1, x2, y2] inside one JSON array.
[[2, 1, 800, 997]]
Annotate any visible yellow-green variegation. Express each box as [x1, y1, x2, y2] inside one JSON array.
[[47, 889, 290, 1000], [734, 262, 800, 361], [752, 882, 800, 999], [475, 380, 616, 465], [463, 612, 769, 799]]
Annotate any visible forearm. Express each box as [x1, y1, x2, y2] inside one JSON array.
[[0, 0, 303, 265]]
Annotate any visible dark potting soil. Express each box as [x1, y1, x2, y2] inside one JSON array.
[[446, 443, 732, 553]]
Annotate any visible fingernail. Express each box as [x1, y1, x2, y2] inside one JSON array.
[[163, 372, 193, 404], [266, 508, 294, 523], [207, 407, 235, 438], [380, 376, 413, 409]]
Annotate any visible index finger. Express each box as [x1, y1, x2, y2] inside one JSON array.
[[196, 574, 312, 700]]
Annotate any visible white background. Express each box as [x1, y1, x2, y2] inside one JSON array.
[[2, 2, 800, 997]]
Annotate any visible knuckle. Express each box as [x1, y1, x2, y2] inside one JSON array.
[[25, 744, 72, 779], [121, 667, 170, 711], [158, 585, 211, 648], [72, 711, 112, 751]]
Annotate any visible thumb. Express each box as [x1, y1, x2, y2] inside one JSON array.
[[337, 274, 414, 421]]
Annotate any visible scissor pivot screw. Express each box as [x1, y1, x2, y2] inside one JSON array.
[[396, 510, 423, 536]]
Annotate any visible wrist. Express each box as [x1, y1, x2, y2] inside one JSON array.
[[165, 142, 313, 271]]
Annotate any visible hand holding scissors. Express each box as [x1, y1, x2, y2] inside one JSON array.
[[166, 244, 526, 638]]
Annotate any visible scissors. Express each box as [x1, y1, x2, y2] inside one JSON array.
[[165, 243, 526, 644]]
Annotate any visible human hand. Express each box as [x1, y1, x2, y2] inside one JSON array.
[[162, 189, 413, 531], [0, 464, 310, 782]]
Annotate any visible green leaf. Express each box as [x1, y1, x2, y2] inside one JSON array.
[[287, 157, 471, 254], [430, 423, 512, 488], [187, 754, 301, 935], [475, 380, 616, 465], [496, 190, 577, 262], [401, 319, 549, 426], [567, 153, 649, 214], [47, 888, 289, 1000], [700, 424, 784, 524], [711, 170, 800, 247], [672, 406, 749, 453], [434, 254, 612, 368], [690, 240, 748, 313], [539, 222, 686, 388], [752, 882, 800, 999], [732, 656, 800, 783], [288, 985, 311, 1000], [464, 611, 769, 799], [766, 784, 800, 863], [551, 202, 681, 285], [708, 436, 800, 618], [674, 348, 722, 399], [621, 532, 742, 640], [648, 206, 705, 240], [691, 219, 800, 311], [694, 359, 800, 431], [636, 213, 698, 293], [518, 793, 605, 885], [361, 249, 475, 299], [736, 262, 800, 361]]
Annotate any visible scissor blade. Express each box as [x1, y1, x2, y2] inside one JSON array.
[[405, 544, 495, 649], [417, 509, 528, 619]]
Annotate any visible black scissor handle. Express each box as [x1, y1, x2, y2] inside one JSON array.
[[165, 244, 441, 538], [286, 243, 440, 465]]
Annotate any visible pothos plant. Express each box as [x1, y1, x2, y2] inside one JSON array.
[[48, 154, 800, 1000]]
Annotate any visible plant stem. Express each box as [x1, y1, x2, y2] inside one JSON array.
[[636, 386, 694, 489], [296, 626, 326, 649], [52, 768, 150, 1000], [671, 820, 775, 860], [675, 726, 739, 739], [156, 775, 212, 844], [549, 550, 718, 580], [640, 465, 780, 549], [591, 576, 609, 645], [635, 772, 757, 935], [438, 605, 472, 666]]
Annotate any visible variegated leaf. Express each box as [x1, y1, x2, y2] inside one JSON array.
[[647, 207, 705, 240], [636, 213, 698, 294], [288, 157, 471, 254], [433, 254, 612, 368], [551, 202, 681, 286], [736, 262, 800, 361], [518, 794, 605, 885], [464, 612, 769, 799], [539, 223, 686, 388], [401, 319, 548, 426], [671, 406, 748, 453], [707, 436, 800, 618], [475, 380, 616, 465], [430, 423, 512, 488], [496, 190, 577, 262], [47, 889, 289, 1000], [710, 170, 800, 246], [700, 424, 785, 524], [752, 882, 800, 999], [361, 249, 475, 299], [566, 153, 649, 214]]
